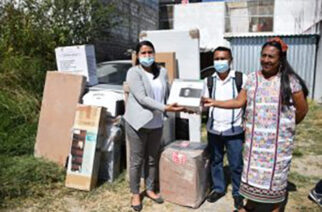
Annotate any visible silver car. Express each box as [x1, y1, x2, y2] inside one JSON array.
[[90, 60, 132, 92]]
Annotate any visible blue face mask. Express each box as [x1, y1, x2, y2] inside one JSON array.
[[139, 57, 154, 67], [214, 60, 230, 73]]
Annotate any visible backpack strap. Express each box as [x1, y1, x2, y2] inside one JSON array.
[[235, 71, 243, 93], [207, 76, 213, 98]]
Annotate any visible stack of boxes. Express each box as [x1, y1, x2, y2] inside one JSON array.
[[35, 45, 121, 191]]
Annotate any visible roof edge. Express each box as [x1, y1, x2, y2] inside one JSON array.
[[224, 32, 320, 39]]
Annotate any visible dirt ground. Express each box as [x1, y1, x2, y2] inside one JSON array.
[[4, 149, 320, 212]]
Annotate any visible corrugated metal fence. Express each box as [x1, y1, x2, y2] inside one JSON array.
[[227, 34, 319, 98]]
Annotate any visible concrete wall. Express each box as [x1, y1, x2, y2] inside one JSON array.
[[274, 0, 322, 34], [314, 22, 322, 102], [95, 0, 159, 62]]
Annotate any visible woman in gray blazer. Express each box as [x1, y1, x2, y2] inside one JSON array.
[[124, 40, 184, 211]]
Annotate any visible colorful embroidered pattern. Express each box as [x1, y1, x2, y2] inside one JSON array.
[[239, 182, 286, 203], [240, 71, 302, 203]]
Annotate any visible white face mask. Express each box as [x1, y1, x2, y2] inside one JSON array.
[[214, 60, 230, 73], [139, 57, 154, 67]]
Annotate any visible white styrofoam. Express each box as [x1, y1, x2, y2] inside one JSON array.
[[173, 2, 228, 50], [55, 45, 98, 86], [161, 113, 176, 148], [188, 114, 202, 143]]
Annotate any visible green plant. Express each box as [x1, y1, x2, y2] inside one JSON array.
[[0, 0, 118, 206], [0, 0, 118, 155]]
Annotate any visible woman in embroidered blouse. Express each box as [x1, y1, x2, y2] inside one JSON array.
[[202, 37, 309, 212]]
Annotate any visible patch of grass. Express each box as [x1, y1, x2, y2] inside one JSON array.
[[292, 147, 303, 157], [0, 155, 65, 208], [294, 205, 322, 212], [295, 101, 322, 155], [288, 171, 319, 188]]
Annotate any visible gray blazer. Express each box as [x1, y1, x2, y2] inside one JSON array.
[[124, 65, 169, 131]]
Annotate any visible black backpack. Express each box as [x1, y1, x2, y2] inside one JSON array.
[[207, 71, 243, 98]]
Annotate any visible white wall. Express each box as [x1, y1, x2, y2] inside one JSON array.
[[274, 0, 322, 34], [173, 2, 228, 50]]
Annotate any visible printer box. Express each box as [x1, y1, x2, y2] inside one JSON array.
[[65, 105, 107, 191], [167, 79, 204, 113], [55, 45, 98, 86]]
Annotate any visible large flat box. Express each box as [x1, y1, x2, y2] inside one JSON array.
[[132, 52, 177, 84], [55, 45, 98, 86], [34, 71, 86, 166], [65, 105, 107, 191], [167, 79, 204, 113], [160, 141, 210, 208]]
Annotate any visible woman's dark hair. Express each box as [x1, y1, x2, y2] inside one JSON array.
[[135, 40, 160, 79], [261, 40, 309, 107]]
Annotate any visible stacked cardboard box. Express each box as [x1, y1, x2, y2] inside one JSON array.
[[65, 104, 107, 191], [159, 141, 210, 208]]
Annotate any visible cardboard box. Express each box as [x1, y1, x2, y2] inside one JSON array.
[[159, 141, 210, 208], [167, 79, 204, 113], [34, 71, 86, 166], [65, 105, 107, 191], [55, 45, 98, 86]]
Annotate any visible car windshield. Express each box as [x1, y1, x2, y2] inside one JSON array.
[[97, 62, 132, 85]]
